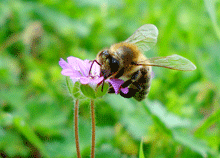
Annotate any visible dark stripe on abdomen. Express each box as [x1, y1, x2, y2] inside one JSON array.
[[132, 67, 151, 101]]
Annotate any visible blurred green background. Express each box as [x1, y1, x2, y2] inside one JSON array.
[[1, 0, 220, 157]]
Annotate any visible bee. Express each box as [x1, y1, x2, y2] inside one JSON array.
[[96, 24, 196, 101]]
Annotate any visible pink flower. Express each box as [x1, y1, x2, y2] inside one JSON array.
[[59, 57, 103, 85], [59, 57, 129, 95]]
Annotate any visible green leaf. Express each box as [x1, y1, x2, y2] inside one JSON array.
[[13, 116, 50, 158], [0, 112, 13, 127], [95, 82, 109, 98], [173, 130, 210, 157], [194, 108, 220, 136], [80, 84, 96, 99], [204, 44, 220, 89], [66, 77, 73, 94], [0, 129, 29, 157], [142, 101, 172, 136], [142, 101, 213, 157], [139, 139, 145, 158], [72, 81, 85, 99], [75, 0, 124, 7], [143, 101, 191, 129], [105, 97, 152, 139], [95, 145, 123, 158], [204, 0, 220, 40], [34, 4, 90, 37]]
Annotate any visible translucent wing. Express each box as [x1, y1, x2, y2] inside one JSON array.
[[124, 24, 158, 52], [136, 54, 196, 71]]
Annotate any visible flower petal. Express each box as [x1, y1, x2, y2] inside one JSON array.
[[67, 56, 82, 71], [61, 69, 81, 77], [80, 77, 90, 84], [61, 69, 74, 76], [60, 57, 104, 87], [91, 76, 104, 85], [59, 58, 70, 69], [81, 60, 92, 76], [91, 61, 101, 76], [121, 87, 129, 94], [75, 60, 90, 77], [67, 57, 93, 77], [106, 78, 124, 94]]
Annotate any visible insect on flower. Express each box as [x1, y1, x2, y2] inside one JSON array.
[[93, 24, 197, 101]]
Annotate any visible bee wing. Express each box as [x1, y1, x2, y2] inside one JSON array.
[[136, 54, 196, 71], [124, 24, 158, 52]]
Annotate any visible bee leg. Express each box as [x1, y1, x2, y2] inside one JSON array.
[[89, 60, 101, 76], [121, 79, 133, 88], [119, 70, 141, 98], [108, 86, 115, 93], [114, 68, 124, 78], [121, 70, 140, 88]]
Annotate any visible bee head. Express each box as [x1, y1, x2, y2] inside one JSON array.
[[97, 49, 120, 79]]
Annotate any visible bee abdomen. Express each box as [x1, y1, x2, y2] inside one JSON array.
[[132, 67, 151, 101]]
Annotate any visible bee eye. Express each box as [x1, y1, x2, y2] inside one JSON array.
[[111, 57, 118, 64], [110, 57, 120, 73]]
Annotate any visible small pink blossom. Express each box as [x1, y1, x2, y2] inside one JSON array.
[[59, 57, 103, 85], [59, 57, 129, 95]]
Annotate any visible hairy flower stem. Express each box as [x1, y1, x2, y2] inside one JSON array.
[[74, 99, 81, 158], [91, 99, 95, 158]]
